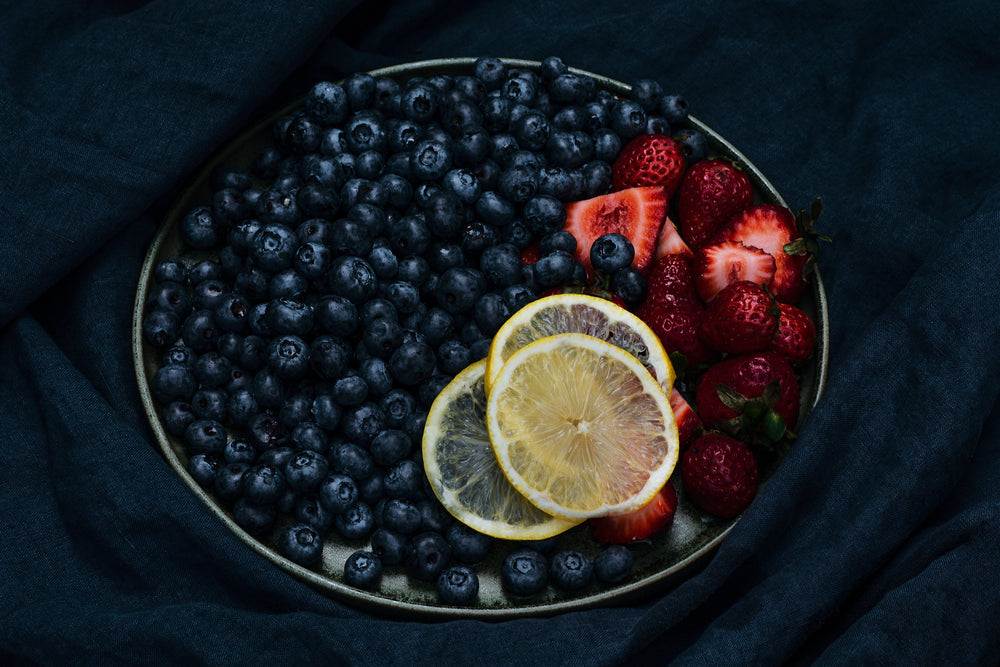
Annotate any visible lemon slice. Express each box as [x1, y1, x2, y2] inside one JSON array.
[[486, 333, 680, 521], [422, 359, 581, 540], [485, 293, 674, 395]]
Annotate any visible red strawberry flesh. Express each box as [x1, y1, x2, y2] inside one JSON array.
[[562, 186, 667, 275], [693, 240, 776, 303], [589, 482, 678, 544]]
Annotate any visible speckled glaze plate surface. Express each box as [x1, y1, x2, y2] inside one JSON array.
[[133, 58, 829, 619]]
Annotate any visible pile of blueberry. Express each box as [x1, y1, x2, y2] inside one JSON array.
[[141, 56, 695, 606]]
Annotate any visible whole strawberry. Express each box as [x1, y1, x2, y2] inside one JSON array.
[[682, 433, 758, 518], [695, 351, 800, 439], [699, 280, 779, 355], [611, 134, 686, 199], [769, 302, 816, 365], [636, 255, 716, 368], [676, 159, 754, 250]]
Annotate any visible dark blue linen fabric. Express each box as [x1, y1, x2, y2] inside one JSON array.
[[2, 1, 999, 664]]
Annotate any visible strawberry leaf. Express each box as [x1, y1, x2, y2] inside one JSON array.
[[716, 384, 747, 411], [761, 409, 787, 443]]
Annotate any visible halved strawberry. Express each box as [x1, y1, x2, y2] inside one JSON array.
[[710, 204, 807, 304], [589, 482, 678, 544], [654, 214, 693, 260], [693, 240, 776, 303], [670, 388, 702, 448], [676, 158, 754, 250], [611, 134, 686, 199], [562, 186, 667, 275]]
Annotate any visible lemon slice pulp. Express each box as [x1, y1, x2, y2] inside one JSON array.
[[422, 359, 581, 540], [485, 293, 674, 395], [486, 333, 680, 521]]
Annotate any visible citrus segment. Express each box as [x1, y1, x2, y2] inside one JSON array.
[[486, 333, 680, 521], [422, 359, 580, 540]]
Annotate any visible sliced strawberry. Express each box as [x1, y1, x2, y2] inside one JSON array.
[[611, 134, 686, 199], [654, 214, 693, 260], [670, 388, 702, 448], [562, 186, 667, 275], [693, 240, 776, 303], [768, 302, 816, 365], [676, 159, 754, 250], [711, 204, 807, 303], [589, 482, 678, 544]]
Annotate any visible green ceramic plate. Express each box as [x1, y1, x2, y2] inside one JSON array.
[[133, 58, 829, 619]]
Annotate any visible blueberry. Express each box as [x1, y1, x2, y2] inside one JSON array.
[[319, 472, 359, 515], [501, 548, 549, 596], [314, 296, 359, 338], [223, 439, 257, 465], [340, 402, 385, 446], [389, 215, 431, 257], [306, 81, 349, 126], [191, 279, 228, 311], [239, 463, 286, 505], [672, 127, 709, 165], [295, 495, 335, 532], [370, 429, 412, 467], [610, 99, 648, 140], [278, 392, 313, 428], [213, 293, 250, 333], [580, 160, 613, 198], [388, 340, 436, 386], [238, 335, 267, 372], [446, 522, 494, 565], [502, 74, 537, 107], [549, 550, 594, 592], [246, 413, 290, 453], [329, 442, 375, 482], [263, 334, 309, 381], [290, 421, 328, 454], [416, 307, 455, 347], [490, 132, 521, 168], [180, 206, 221, 250], [452, 127, 492, 168], [226, 390, 258, 427], [146, 281, 193, 318], [329, 218, 374, 257], [187, 453, 219, 489], [538, 55, 567, 80], [410, 139, 453, 181], [474, 191, 516, 228], [310, 334, 352, 380], [533, 251, 576, 288], [380, 497, 422, 535], [162, 400, 195, 437], [590, 233, 635, 275], [379, 172, 413, 209], [142, 310, 181, 348], [184, 419, 227, 456], [437, 565, 479, 606], [406, 531, 452, 582], [235, 267, 271, 304], [233, 498, 277, 537], [473, 292, 512, 336], [344, 113, 388, 155], [258, 445, 296, 470], [367, 244, 399, 280], [370, 528, 409, 566], [501, 284, 536, 312], [400, 83, 439, 123], [358, 357, 394, 397], [344, 550, 382, 589], [593, 544, 635, 584], [538, 230, 577, 257], [459, 221, 498, 256], [214, 462, 249, 502], [363, 316, 403, 358], [473, 56, 507, 91], [385, 280, 421, 315], [610, 267, 648, 309], [334, 502, 375, 540], [435, 267, 486, 315], [282, 450, 329, 494], [436, 339, 472, 375], [552, 105, 586, 131], [402, 411, 427, 444], [251, 366, 288, 410], [497, 165, 538, 204], [659, 94, 689, 125], [383, 459, 424, 500], [278, 523, 324, 567], [251, 223, 299, 272], [327, 255, 378, 304], [629, 78, 664, 112], [378, 389, 418, 429], [256, 189, 301, 227], [396, 255, 431, 287], [522, 195, 567, 236], [154, 258, 188, 284], [190, 388, 228, 421], [439, 97, 483, 138], [181, 309, 220, 354], [644, 115, 671, 135], [546, 130, 593, 169], [549, 73, 591, 105]]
